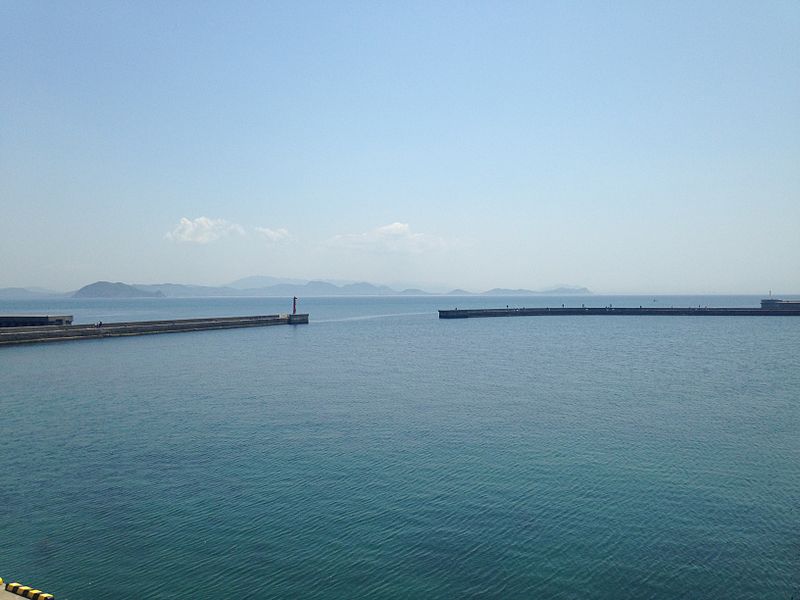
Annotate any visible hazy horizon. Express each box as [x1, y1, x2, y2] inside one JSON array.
[[2, 2, 798, 295], [4, 276, 800, 297]]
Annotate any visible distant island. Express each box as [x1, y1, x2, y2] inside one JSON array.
[[480, 287, 591, 296], [1, 277, 592, 299], [72, 281, 165, 299]]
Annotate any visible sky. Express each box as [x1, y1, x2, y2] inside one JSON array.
[[1, 1, 798, 293]]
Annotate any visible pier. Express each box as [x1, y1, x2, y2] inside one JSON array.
[[0, 314, 309, 347], [439, 300, 800, 319]]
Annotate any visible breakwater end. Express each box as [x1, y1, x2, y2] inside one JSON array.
[[0, 314, 309, 347]]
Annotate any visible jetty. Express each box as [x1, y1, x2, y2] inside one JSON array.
[[439, 299, 800, 319], [0, 314, 309, 347]]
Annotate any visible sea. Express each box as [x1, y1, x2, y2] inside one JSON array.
[[0, 295, 798, 599]]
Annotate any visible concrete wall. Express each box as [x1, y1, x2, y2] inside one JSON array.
[[0, 314, 310, 346]]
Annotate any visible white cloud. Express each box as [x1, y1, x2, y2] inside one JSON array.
[[254, 227, 291, 242], [331, 222, 446, 254], [166, 217, 245, 244]]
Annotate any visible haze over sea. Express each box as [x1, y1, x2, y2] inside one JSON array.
[[1, 295, 798, 599]]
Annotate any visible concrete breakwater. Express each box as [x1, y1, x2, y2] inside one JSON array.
[[439, 306, 800, 319], [0, 314, 309, 347]]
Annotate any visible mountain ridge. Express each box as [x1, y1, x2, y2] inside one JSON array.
[[4, 279, 593, 298]]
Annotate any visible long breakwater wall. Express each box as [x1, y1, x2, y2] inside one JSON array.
[[0, 314, 309, 347], [438, 307, 800, 319]]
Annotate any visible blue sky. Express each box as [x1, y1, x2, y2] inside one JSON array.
[[1, 1, 798, 292]]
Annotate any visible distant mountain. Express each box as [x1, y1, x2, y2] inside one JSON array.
[[136, 283, 240, 297], [537, 286, 591, 294], [0, 287, 61, 299], [237, 281, 396, 296], [128, 280, 397, 297], [339, 282, 396, 295], [483, 288, 537, 295], [59, 279, 591, 298], [245, 281, 340, 296], [481, 286, 591, 296], [227, 275, 308, 289], [27, 286, 63, 295], [73, 281, 165, 298]]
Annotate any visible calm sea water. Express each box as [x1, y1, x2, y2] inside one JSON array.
[[1, 296, 798, 599]]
